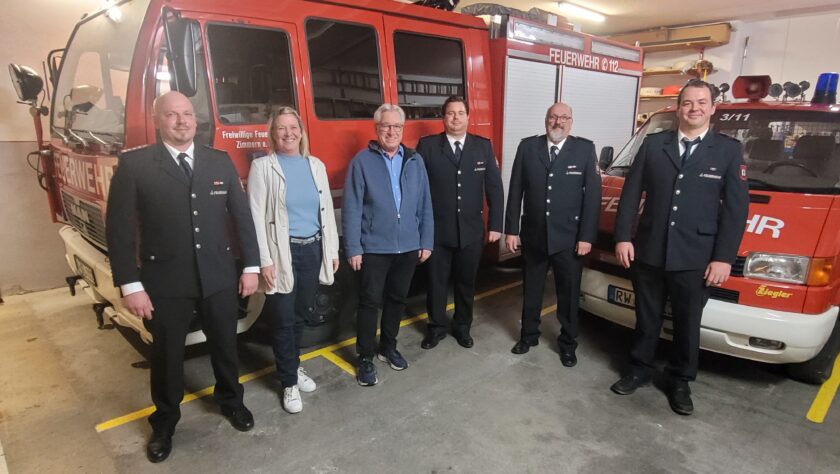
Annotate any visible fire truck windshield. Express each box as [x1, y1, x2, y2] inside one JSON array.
[[609, 109, 840, 194], [51, 0, 150, 148]]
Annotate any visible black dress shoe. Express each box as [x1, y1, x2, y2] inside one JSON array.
[[222, 405, 254, 432], [559, 350, 577, 367], [610, 374, 651, 395], [454, 333, 474, 348], [667, 381, 694, 416], [421, 333, 445, 350], [511, 340, 535, 354], [146, 431, 172, 463]]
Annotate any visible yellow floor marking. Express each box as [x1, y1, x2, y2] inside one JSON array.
[[322, 351, 356, 376], [95, 279, 523, 433], [806, 354, 840, 423]]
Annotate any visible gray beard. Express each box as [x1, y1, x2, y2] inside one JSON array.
[[548, 129, 567, 143]]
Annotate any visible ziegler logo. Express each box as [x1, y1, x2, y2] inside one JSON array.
[[755, 285, 793, 299]]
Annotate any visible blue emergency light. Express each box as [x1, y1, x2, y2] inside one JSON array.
[[811, 72, 838, 105]]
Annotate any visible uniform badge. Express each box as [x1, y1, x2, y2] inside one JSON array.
[[740, 165, 748, 181], [213, 180, 224, 186]]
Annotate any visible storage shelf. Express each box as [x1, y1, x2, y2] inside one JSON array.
[[643, 68, 702, 77], [640, 94, 678, 100]]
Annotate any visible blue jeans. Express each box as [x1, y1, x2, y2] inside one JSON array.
[[264, 239, 322, 387]]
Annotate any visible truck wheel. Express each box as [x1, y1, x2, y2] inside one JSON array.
[[299, 257, 359, 348], [786, 318, 840, 384]]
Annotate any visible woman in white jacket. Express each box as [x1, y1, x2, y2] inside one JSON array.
[[247, 106, 339, 414]]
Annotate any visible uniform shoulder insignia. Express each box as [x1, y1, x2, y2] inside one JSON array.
[[520, 134, 540, 142], [573, 136, 593, 143], [717, 132, 741, 143], [200, 144, 226, 152], [646, 129, 671, 136], [119, 144, 152, 154], [471, 134, 491, 142]]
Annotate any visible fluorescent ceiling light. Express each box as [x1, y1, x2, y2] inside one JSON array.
[[557, 2, 606, 23]]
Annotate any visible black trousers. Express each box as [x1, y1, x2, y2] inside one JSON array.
[[263, 240, 322, 388], [520, 243, 582, 351], [144, 287, 243, 434], [356, 252, 418, 358], [425, 240, 483, 338], [629, 261, 710, 381]]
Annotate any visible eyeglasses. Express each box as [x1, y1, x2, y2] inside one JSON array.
[[548, 115, 573, 123], [377, 123, 404, 131]]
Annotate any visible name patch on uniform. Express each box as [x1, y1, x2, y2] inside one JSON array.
[[566, 171, 582, 175], [699, 173, 722, 180], [474, 167, 486, 171], [210, 190, 228, 196]]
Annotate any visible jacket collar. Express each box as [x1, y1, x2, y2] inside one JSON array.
[[368, 140, 416, 160], [438, 132, 462, 168], [663, 129, 716, 170], [269, 153, 320, 182], [154, 141, 191, 186], [538, 134, 575, 170]]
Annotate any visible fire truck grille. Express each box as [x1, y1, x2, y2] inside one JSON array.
[[709, 287, 740, 304], [731, 256, 746, 277], [61, 191, 108, 251]]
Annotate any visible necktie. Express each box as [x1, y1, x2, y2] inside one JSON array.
[[680, 137, 701, 166], [550, 145, 559, 163], [177, 152, 193, 180], [454, 140, 462, 163]]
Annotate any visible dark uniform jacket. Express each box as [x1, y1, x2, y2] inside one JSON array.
[[106, 142, 260, 298], [614, 129, 749, 271], [504, 134, 601, 255], [417, 132, 504, 248]]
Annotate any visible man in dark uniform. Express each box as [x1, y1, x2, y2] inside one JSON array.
[[416, 96, 504, 349], [106, 91, 260, 462], [504, 102, 601, 366], [610, 79, 749, 415]]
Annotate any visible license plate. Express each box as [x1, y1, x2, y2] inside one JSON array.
[[608, 285, 635, 308], [74, 255, 97, 286]]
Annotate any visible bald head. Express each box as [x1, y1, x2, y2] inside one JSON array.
[[153, 91, 196, 150]]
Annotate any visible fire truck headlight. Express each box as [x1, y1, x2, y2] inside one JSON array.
[[743, 253, 810, 284]]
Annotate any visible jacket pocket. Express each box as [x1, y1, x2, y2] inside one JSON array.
[[697, 221, 718, 235], [269, 221, 278, 245]]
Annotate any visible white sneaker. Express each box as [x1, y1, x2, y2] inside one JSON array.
[[282, 385, 302, 414], [297, 366, 317, 393]]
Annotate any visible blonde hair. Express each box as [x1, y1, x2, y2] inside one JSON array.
[[267, 106, 309, 157]]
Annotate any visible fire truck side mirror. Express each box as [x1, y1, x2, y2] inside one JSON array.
[[598, 146, 614, 171], [166, 20, 200, 98], [8, 63, 44, 104]]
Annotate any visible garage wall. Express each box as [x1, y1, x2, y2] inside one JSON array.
[[1, 1, 99, 294], [644, 12, 840, 98]]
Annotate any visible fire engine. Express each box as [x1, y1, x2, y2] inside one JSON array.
[[583, 74, 840, 383], [8, 0, 643, 346]]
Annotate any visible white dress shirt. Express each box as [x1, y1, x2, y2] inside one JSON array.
[[547, 136, 567, 160], [446, 134, 467, 155], [677, 128, 709, 158]]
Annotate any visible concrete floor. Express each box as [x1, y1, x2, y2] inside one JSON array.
[[0, 267, 837, 474]]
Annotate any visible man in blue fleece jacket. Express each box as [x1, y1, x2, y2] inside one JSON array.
[[343, 103, 434, 386]]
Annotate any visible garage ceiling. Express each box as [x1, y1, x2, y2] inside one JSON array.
[[454, 0, 840, 35]]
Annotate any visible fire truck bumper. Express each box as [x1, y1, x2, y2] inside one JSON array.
[[580, 268, 838, 365], [59, 225, 262, 345]]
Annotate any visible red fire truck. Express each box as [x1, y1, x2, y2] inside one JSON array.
[[9, 0, 643, 346], [583, 75, 840, 383]]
